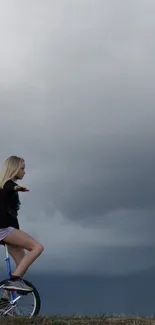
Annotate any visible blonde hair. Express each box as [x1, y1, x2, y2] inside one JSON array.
[[0, 156, 24, 188]]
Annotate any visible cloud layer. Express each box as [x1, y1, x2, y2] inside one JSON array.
[[0, 0, 155, 275]]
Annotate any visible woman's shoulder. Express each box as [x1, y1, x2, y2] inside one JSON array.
[[3, 180, 17, 191]]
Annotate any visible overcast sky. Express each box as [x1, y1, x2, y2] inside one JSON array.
[[0, 0, 155, 277]]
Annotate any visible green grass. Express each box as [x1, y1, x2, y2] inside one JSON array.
[[0, 316, 155, 325]]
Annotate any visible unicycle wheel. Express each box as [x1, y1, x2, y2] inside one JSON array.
[[0, 278, 41, 317]]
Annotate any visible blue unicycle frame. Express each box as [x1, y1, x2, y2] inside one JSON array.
[[4, 244, 16, 302]]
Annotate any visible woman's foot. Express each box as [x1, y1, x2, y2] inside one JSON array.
[[3, 276, 33, 292]]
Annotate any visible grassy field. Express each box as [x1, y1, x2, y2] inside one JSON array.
[[0, 316, 155, 325]]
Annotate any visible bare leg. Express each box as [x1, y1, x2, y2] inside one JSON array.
[[8, 245, 25, 268], [3, 229, 44, 277]]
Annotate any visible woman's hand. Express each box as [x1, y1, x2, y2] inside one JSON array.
[[14, 185, 29, 192]]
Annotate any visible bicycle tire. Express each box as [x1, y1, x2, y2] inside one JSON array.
[[0, 278, 41, 317]]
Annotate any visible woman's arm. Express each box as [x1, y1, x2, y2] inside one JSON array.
[[4, 180, 29, 192], [14, 185, 29, 192]]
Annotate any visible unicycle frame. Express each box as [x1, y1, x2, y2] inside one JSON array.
[[5, 244, 12, 278], [4, 244, 16, 301]]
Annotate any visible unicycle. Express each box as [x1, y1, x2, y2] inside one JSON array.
[[0, 244, 41, 317]]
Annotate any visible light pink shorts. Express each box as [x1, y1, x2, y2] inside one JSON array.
[[0, 227, 15, 242]]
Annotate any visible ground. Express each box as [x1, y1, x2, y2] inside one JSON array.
[[1, 316, 155, 325]]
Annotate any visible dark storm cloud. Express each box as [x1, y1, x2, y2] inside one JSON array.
[[0, 0, 155, 275], [43, 133, 155, 222]]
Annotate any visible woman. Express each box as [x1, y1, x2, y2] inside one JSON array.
[[0, 156, 44, 293]]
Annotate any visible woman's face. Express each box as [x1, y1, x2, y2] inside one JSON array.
[[16, 160, 26, 180]]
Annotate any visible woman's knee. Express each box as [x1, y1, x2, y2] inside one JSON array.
[[36, 243, 44, 254], [30, 242, 44, 255]]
